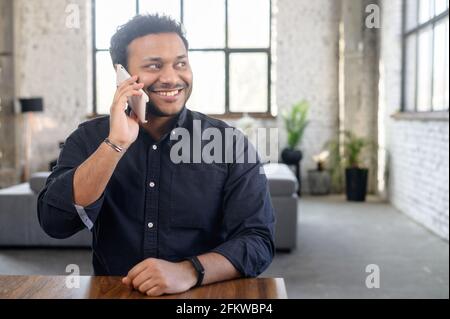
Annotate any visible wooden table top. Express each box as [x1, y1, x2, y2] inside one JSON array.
[[0, 275, 287, 299]]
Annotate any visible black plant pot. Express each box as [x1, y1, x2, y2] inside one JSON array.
[[281, 148, 302, 165], [345, 168, 368, 202], [281, 148, 303, 196]]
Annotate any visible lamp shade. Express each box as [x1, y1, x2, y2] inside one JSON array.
[[19, 98, 44, 113]]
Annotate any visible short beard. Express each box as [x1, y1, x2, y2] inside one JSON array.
[[145, 100, 172, 118], [145, 85, 192, 119]]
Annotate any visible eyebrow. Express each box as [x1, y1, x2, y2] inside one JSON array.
[[142, 54, 187, 62]]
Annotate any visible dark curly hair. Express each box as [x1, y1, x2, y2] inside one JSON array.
[[109, 14, 189, 69]]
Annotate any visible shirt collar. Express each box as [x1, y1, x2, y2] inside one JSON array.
[[174, 105, 188, 128], [166, 105, 188, 147], [138, 105, 189, 145]]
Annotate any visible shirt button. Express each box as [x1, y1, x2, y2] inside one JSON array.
[[152, 145, 157, 150], [149, 181, 155, 188], [147, 222, 154, 229]]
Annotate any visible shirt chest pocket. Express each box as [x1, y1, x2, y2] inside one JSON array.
[[170, 167, 225, 229]]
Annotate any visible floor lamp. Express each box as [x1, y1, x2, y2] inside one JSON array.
[[19, 98, 44, 182]]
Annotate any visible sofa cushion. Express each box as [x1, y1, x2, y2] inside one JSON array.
[[29, 172, 51, 194], [263, 163, 298, 196], [0, 183, 32, 195]]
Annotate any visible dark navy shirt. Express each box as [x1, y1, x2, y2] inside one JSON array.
[[37, 107, 275, 276]]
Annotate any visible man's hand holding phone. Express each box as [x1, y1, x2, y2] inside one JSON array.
[[73, 75, 144, 207], [108, 75, 143, 150]]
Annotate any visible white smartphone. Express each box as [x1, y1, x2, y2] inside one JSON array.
[[115, 64, 149, 123]]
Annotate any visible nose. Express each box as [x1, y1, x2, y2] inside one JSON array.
[[159, 65, 178, 85]]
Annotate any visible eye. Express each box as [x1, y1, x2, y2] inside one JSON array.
[[146, 64, 161, 70], [176, 61, 187, 68]]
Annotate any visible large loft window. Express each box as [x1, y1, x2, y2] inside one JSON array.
[[402, 0, 449, 112], [93, 0, 273, 116]]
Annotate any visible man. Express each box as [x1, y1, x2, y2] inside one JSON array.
[[37, 14, 275, 297]]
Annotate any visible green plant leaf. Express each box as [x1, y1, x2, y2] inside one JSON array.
[[283, 100, 309, 149]]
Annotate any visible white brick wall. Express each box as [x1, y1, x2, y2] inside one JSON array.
[[276, 0, 340, 192], [389, 120, 449, 240], [380, 0, 449, 241], [13, 0, 92, 173]]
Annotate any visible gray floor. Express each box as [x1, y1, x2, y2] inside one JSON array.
[[263, 195, 449, 298], [0, 195, 448, 299]]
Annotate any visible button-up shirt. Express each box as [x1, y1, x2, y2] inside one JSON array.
[[37, 107, 275, 276]]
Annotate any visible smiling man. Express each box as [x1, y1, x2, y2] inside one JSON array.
[[37, 14, 275, 296]]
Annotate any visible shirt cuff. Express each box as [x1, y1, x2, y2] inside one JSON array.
[[211, 238, 268, 278], [74, 195, 104, 230], [42, 167, 105, 229]]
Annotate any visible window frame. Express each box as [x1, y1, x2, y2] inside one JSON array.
[[92, 0, 273, 117], [401, 0, 449, 113]]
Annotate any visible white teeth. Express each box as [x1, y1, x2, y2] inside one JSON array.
[[155, 90, 180, 97]]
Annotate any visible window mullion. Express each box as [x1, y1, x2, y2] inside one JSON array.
[[180, 0, 184, 24], [431, 22, 436, 111], [401, 0, 407, 111], [92, 0, 97, 114], [225, 0, 229, 114], [268, 0, 272, 114], [414, 0, 420, 112]]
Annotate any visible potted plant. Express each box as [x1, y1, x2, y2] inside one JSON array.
[[343, 131, 371, 202], [308, 150, 331, 195], [281, 100, 309, 165], [326, 131, 372, 201]]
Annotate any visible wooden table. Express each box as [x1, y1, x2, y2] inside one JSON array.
[[0, 276, 287, 299]]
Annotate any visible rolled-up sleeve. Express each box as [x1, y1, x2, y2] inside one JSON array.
[[211, 150, 275, 277], [37, 128, 104, 239]]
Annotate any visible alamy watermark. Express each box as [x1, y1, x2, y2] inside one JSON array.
[[365, 264, 380, 289], [65, 263, 80, 289], [65, 3, 80, 29], [169, 120, 279, 168], [365, 4, 380, 29]]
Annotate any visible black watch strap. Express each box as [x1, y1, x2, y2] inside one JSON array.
[[185, 256, 205, 288]]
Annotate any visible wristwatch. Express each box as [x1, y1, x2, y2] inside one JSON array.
[[184, 256, 205, 288]]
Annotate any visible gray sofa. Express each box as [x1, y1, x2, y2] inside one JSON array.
[[0, 164, 298, 250], [0, 172, 91, 247], [263, 163, 299, 250]]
